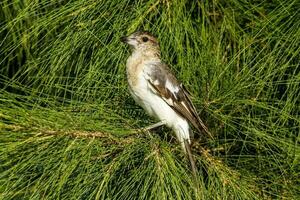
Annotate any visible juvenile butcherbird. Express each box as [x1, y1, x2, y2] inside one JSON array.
[[121, 31, 212, 174]]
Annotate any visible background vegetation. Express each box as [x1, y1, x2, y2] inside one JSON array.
[[0, 0, 299, 199]]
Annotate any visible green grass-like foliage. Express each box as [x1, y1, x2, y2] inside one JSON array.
[[0, 0, 299, 199]]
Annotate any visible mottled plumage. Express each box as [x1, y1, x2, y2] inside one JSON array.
[[144, 62, 212, 139], [121, 31, 212, 174]]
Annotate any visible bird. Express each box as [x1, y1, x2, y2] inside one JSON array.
[[121, 31, 212, 174]]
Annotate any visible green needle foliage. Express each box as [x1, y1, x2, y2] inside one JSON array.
[[0, 0, 299, 199]]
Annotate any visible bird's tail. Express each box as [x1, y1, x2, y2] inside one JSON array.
[[174, 121, 197, 175], [184, 139, 197, 176]]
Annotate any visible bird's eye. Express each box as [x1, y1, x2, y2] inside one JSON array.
[[142, 37, 149, 42]]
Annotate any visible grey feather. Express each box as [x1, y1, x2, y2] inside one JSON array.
[[144, 61, 213, 139]]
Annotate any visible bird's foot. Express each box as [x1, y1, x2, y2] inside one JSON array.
[[142, 120, 166, 131], [134, 120, 166, 134]]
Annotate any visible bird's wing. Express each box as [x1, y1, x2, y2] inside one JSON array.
[[143, 62, 213, 139]]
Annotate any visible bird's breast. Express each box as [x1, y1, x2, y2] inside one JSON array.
[[126, 55, 144, 88]]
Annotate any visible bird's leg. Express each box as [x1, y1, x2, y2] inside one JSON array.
[[132, 121, 166, 136], [143, 120, 166, 131]]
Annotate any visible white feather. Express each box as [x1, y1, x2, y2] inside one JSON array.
[[128, 69, 191, 148], [166, 79, 179, 93]]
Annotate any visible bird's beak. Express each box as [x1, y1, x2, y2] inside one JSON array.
[[121, 35, 137, 47], [120, 36, 128, 43]]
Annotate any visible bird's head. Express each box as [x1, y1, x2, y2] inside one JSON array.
[[121, 31, 160, 53]]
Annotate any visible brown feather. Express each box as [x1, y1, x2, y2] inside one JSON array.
[[145, 63, 213, 139], [184, 139, 197, 176]]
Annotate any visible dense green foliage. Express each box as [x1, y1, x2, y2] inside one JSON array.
[[0, 0, 299, 199]]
